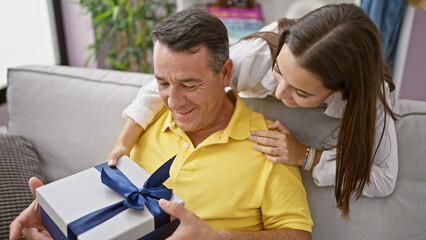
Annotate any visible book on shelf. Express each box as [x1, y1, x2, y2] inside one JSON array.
[[207, 4, 263, 45]]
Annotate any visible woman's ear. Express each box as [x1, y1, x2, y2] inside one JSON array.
[[221, 59, 233, 87]]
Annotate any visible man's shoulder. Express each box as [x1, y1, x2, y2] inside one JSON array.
[[231, 92, 271, 130], [247, 107, 273, 131], [242, 106, 273, 134]]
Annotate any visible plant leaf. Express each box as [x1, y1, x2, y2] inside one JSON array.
[[92, 9, 113, 25]]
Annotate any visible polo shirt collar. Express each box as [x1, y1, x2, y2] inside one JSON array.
[[223, 91, 252, 140], [161, 111, 174, 133]]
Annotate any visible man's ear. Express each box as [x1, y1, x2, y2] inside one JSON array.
[[221, 59, 233, 87]]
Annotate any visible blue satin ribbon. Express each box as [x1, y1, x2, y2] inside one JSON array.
[[67, 156, 176, 240]]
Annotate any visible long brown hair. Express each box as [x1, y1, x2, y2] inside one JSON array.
[[244, 4, 395, 218]]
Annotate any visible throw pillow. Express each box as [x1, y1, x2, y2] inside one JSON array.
[[0, 134, 45, 240]]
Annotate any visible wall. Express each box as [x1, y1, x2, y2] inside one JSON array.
[[177, 0, 359, 24], [398, 7, 426, 101], [62, 1, 424, 100], [60, 0, 97, 68]]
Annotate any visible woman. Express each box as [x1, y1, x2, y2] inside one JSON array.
[[108, 4, 397, 218]]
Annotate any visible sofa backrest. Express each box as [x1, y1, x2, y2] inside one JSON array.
[[7, 65, 426, 239], [7, 65, 148, 182]]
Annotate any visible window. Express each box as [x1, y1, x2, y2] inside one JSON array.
[[0, 0, 59, 90]]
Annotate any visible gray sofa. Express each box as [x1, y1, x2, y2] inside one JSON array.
[[3, 65, 426, 239]]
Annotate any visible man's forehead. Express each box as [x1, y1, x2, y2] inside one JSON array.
[[153, 41, 206, 55], [153, 43, 212, 79], [154, 72, 204, 81], [153, 63, 211, 82]]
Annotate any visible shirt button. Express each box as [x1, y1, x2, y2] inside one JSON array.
[[183, 142, 189, 148]]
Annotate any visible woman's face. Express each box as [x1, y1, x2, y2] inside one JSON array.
[[273, 44, 334, 108]]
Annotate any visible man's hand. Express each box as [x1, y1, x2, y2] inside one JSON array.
[[9, 177, 53, 240], [159, 199, 227, 240], [159, 199, 311, 240]]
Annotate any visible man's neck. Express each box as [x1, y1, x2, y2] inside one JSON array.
[[187, 94, 235, 147]]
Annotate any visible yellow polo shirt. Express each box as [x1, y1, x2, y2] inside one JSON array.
[[130, 92, 312, 232]]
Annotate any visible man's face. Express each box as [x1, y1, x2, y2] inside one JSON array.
[[153, 42, 231, 135]]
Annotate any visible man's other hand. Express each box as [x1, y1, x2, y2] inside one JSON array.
[[159, 199, 228, 240], [9, 177, 53, 240]]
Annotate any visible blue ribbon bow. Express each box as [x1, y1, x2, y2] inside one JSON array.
[[66, 156, 176, 240]]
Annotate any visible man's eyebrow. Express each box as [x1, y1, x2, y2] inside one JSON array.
[[154, 75, 203, 83], [180, 77, 203, 83]]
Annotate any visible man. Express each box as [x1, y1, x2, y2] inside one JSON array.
[[10, 8, 312, 240]]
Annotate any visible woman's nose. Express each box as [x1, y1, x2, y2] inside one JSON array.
[[275, 81, 291, 100]]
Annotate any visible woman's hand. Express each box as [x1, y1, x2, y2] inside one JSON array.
[[106, 145, 131, 166], [249, 120, 307, 166]]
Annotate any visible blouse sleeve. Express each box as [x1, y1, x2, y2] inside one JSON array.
[[228, 21, 278, 98], [122, 78, 164, 129], [312, 106, 398, 197]]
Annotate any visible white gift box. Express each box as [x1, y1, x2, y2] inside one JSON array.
[[36, 156, 183, 240]]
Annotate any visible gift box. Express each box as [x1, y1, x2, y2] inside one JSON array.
[[36, 156, 183, 240]]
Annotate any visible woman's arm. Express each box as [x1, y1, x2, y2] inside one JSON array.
[[122, 79, 165, 129], [107, 117, 144, 165], [363, 109, 398, 197], [250, 103, 398, 197], [107, 79, 164, 164], [312, 110, 398, 197]]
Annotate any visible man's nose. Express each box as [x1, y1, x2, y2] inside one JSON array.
[[167, 86, 184, 110]]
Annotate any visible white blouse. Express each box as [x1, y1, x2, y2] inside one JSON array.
[[123, 21, 398, 197]]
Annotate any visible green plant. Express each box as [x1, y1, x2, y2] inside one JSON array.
[[80, 0, 175, 73]]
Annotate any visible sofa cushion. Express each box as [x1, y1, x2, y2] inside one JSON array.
[[0, 134, 45, 240], [7, 65, 152, 182]]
